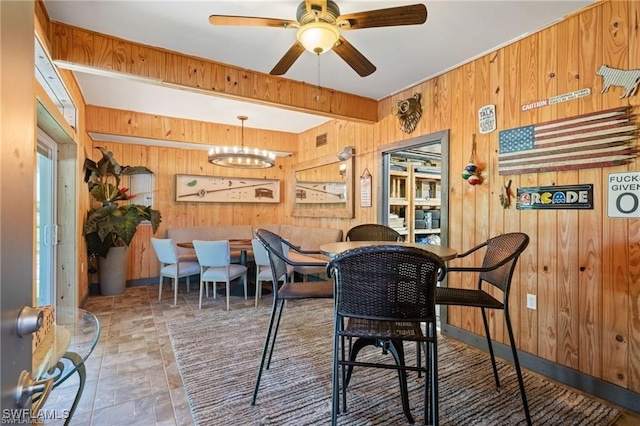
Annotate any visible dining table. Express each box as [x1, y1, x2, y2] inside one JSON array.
[[177, 239, 253, 265], [32, 308, 100, 426], [320, 241, 458, 261]]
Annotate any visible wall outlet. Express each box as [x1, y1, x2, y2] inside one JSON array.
[[526, 293, 537, 310]]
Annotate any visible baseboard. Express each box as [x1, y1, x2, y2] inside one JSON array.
[[440, 323, 640, 415]]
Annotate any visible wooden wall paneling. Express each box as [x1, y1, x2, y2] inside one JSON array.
[[224, 65, 241, 96], [446, 68, 466, 331], [71, 27, 93, 68], [461, 61, 481, 335], [577, 3, 604, 378], [518, 33, 540, 355], [93, 33, 113, 71], [111, 39, 129, 73], [627, 0, 640, 394], [51, 23, 71, 63], [35, 0, 50, 46], [600, 0, 630, 388], [502, 40, 523, 347], [185, 149, 200, 227], [474, 56, 493, 337], [487, 47, 506, 345], [536, 25, 559, 363], [555, 14, 581, 370]]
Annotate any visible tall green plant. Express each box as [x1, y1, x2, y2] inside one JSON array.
[[83, 147, 162, 258]]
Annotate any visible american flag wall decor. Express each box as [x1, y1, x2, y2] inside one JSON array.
[[498, 106, 638, 176]]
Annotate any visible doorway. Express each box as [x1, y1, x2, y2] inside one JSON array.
[[378, 129, 449, 249], [36, 129, 58, 307]]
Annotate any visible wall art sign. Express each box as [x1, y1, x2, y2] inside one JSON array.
[[516, 184, 593, 210], [360, 168, 372, 208], [607, 171, 640, 218], [478, 104, 496, 134], [175, 175, 280, 203], [295, 182, 346, 204], [521, 88, 591, 111], [498, 106, 637, 176], [596, 65, 640, 98]]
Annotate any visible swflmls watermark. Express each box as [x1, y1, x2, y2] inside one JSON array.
[[2, 409, 69, 424]]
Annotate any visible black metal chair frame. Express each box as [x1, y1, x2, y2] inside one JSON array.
[[345, 223, 402, 242], [328, 245, 445, 426], [435, 232, 531, 425], [251, 228, 334, 406]]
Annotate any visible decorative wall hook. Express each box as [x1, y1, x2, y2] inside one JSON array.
[[393, 93, 422, 134], [500, 179, 513, 208]]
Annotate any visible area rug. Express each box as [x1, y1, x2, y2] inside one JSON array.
[[167, 299, 620, 425]]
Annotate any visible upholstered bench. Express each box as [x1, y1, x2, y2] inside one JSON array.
[[166, 224, 343, 278]]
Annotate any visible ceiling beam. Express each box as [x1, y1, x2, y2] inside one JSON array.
[[48, 22, 378, 124]]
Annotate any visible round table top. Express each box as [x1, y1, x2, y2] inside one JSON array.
[[319, 241, 458, 261], [33, 308, 100, 385]]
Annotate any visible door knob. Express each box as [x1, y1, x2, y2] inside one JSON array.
[[16, 306, 43, 337], [15, 370, 53, 411]]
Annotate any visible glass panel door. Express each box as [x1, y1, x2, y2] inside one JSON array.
[[36, 129, 57, 307]]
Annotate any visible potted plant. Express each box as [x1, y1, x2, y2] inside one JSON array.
[[83, 147, 162, 295]]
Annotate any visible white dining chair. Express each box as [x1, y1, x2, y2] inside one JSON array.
[[252, 239, 294, 307], [192, 240, 248, 310], [150, 238, 200, 305]]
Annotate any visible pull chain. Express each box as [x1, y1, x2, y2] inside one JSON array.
[[316, 53, 321, 101]]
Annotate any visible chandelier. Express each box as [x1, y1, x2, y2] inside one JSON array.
[[208, 116, 276, 169]]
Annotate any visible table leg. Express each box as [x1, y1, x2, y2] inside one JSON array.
[[61, 352, 86, 426]]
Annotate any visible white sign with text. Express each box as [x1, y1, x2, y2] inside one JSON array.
[[608, 171, 640, 218]]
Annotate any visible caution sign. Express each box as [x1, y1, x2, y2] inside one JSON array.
[[608, 171, 640, 218]]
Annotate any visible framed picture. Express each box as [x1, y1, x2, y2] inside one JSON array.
[[175, 174, 280, 203], [295, 181, 347, 204]]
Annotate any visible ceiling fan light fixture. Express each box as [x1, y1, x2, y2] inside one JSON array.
[[208, 116, 276, 169], [296, 21, 340, 54]]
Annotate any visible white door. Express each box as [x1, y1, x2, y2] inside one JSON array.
[[36, 130, 58, 307]]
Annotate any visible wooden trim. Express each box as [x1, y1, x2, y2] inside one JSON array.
[[49, 22, 378, 124]]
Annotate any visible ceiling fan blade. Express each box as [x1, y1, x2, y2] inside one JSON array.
[[270, 42, 306, 75], [337, 4, 427, 30], [209, 15, 298, 28], [332, 36, 376, 77]]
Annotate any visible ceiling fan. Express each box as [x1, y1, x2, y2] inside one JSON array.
[[209, 1, 427, 77]]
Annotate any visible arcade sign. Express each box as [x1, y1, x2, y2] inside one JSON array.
[[517, 184, 593, 210]]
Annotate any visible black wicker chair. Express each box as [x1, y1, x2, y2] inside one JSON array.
[[327, 245, 445, 426], [251, 228, 334, 405], [436, 232, 531, 425], [346, 223, 402, 242]]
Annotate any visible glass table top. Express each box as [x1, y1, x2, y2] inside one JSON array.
[[32, 308, 100, 385]]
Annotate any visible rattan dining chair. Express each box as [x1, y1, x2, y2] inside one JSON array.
[[435, 232, 531, 425], [327, 245, 445, 426], [251, 238, 293, 307], [150, 238, 200, 305], [345, 223, 402, 242], [192, 240, 248, 310], [251, 228, 333, 405]]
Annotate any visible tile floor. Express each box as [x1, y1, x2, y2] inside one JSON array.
[[41, 280, 266, 426], [41, 280, 639, 425]]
